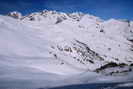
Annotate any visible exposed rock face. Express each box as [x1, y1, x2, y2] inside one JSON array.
[[67, 12, 85, 21], [8, 11, 22, 19], [95, 62, 133, 76], [50, 40, 105, 70]]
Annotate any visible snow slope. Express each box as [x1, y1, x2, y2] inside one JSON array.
[[19, 10, 133, 70], [0, 10, 133, 88]]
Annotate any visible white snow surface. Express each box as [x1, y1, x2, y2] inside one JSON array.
[[0, 10, 133, 88], [117, 83, 133, 87]]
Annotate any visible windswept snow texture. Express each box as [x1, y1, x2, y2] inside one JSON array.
[[0, 10, 133, 89]]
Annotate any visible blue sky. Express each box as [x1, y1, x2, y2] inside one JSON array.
[[0, 0, 133, 20]]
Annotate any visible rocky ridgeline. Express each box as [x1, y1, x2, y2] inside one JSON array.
[[7, 10, 96, 23], [7, 10, 133, 76], [8, 11, 22, 19]]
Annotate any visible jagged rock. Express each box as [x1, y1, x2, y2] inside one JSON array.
[[55, 17, 66, 24], [130, 63, 133, 66], [67, 12, 84, 21], [8, 11, 22, 19], [94, 62, 132, 76], [95, 62, 119, 72]]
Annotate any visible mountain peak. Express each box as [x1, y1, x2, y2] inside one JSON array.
[[8, 11, 22, 19], [7, 10, 103, 23]]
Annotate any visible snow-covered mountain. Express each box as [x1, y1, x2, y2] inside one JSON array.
[[0, 10, 133, 88]]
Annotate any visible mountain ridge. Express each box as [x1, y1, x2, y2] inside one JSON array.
[[0, 10, 133, 76]]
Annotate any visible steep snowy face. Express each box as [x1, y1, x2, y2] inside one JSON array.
[[103, 19, 133, 39], [1, 10, 133, 76]]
